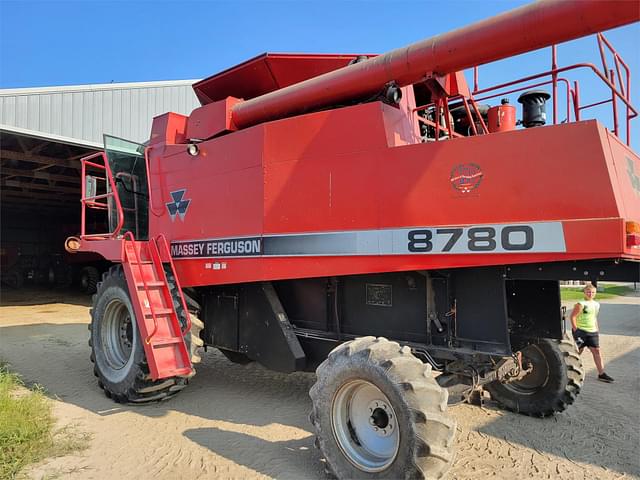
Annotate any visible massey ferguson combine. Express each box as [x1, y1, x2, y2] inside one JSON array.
[[66, 0, 639, 478]]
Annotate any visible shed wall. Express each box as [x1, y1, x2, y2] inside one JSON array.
[[0, 81, 200, 145]]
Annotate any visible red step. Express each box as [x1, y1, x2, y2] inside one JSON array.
[[121, 237, 193, 380]]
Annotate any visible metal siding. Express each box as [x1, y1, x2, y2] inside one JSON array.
[[0, 81, 199, 145], [51, 94, 62, 136], [82, 91, 93, 141], [72, 92, 83, 140], [40, 94, 51, 133], [103, 89, 113, 139], [92, 91, 102, 142], [2, 97, 16, 125], [61, 93, 73, 137], [111, 89, 122, 138], [122, 89, 131, 140], [130, 88, 140, 140], [16, 96, 28, 128], [28, 95, 39, 131]]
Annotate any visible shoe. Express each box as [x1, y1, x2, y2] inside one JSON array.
[[598, 373, 614, 383]]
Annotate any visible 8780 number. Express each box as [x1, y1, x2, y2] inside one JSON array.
[[407, 225, 534, 252]]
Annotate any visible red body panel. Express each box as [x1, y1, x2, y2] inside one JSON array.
[[193, 53, 376, 105], [140, 100, 638, 287], [73, 2, 639, 290]]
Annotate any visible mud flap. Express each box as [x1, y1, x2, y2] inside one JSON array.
[[239, 282, 307, 372], [452, 267, 511, 355]]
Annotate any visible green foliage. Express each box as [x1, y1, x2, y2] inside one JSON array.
[[0, 365, 54, 479], [561, 284, 633, 301]]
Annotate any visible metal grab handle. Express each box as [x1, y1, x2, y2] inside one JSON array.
[[154, 234, 192, 335], [145, 146, 166, 217], [80, 152, 125, 239]]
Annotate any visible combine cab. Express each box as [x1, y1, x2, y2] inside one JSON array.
[[66, 1, 639, 478]]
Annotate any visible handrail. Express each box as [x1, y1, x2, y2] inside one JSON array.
[[155, 233, 192, 335], [115, 172, 140, 238], [80, 152, 125, 239], [414, 94, 489, 140], [472, 33, 636, 146], [473, 63, 636, 113], [145, 146, 166, 217]]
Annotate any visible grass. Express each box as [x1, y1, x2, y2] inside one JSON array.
[[560, 284, 634, 301], [0, 365, 89, 480]]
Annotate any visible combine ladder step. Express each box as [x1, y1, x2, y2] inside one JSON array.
[[136, 281, 165, 288]]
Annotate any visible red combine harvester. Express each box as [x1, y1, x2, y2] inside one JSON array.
[[66, 1, 639, 478]]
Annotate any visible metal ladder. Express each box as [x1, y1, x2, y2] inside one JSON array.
[[122, 232, 193, 380]]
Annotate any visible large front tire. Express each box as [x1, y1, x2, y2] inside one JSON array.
[[485, 336, 584, 417], [310, 337, 456, 479], [89, 265, 202, 403]]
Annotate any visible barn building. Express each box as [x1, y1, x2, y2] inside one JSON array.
[[0, 80, 200, 289]]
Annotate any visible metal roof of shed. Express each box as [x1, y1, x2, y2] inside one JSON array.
[[0, 79, 201, 147]]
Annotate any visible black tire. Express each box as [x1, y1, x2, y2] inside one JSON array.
[[310, 337, 456, 479], [164, 268, 204, 368], [80, 266, 100, 294], [89, 265, 201, 403], [485, 336, 584, 417]]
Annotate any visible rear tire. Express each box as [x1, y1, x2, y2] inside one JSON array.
[[89, 265, 200, 403], [485, 336, 584, 417], [310, 337, 456, 479]]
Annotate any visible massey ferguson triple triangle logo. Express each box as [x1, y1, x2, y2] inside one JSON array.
[[166, 189, 191, 221]]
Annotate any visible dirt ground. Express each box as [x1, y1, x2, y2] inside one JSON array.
[[0, 287, 638, 480]]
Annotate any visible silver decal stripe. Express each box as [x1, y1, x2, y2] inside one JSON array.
[[170, 222, 566, 259]]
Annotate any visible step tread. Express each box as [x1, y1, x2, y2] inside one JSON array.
[[150, 337, 184, 346], [142, 307, 173, 316], [136, 281, 166, 288]]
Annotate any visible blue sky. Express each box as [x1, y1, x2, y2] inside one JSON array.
[[0, 0, 638, 143]]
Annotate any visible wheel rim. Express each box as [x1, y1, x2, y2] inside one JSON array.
[[81, 273, 88, 290], [503, 344, 550, 395], [331, 380, 400, 472], [101, 298, 134, 370]]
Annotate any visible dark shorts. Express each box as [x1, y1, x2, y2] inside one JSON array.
[[572, 328, 600, 349]]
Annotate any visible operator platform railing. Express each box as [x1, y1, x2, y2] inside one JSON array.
[[80, 152, 125, 240], [414, 33, 637, 146]]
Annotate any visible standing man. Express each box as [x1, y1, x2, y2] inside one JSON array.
[[570, 283, 614, 383]]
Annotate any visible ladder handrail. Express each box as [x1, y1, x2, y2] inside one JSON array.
[[154, 234, 192, 335], [123, 231, 160, 344]]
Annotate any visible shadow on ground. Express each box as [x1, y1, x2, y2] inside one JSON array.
[[1, 292, 638, 478]]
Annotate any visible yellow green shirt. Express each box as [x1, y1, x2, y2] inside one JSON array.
[[576, 300, 599, 333]]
